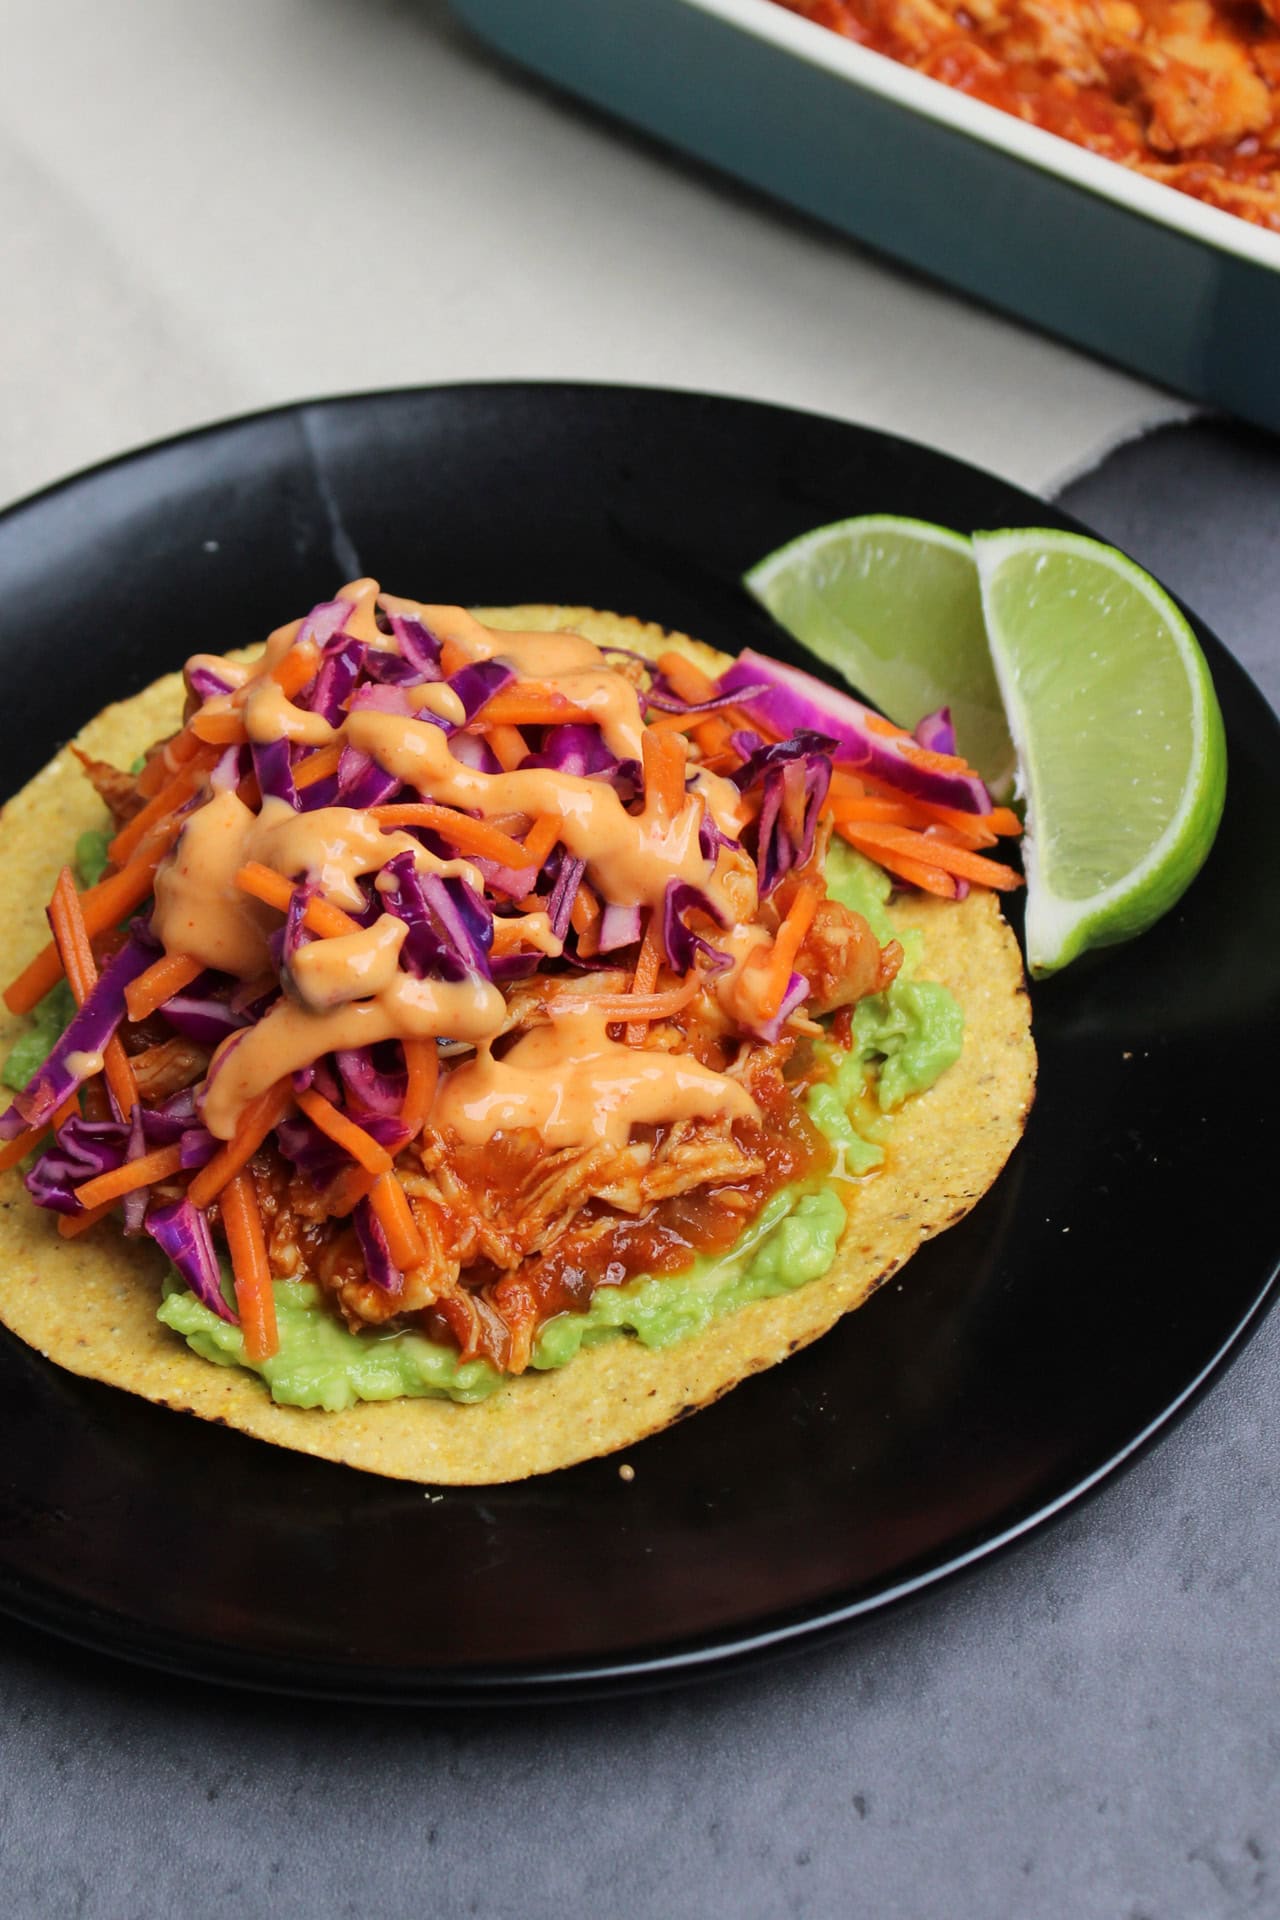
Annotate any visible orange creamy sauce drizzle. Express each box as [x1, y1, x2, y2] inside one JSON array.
[[157, 583, 765, 1145]]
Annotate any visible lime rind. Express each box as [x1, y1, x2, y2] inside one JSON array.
[[744, 513, 1016, 794], [974, 528, 1227, 977]]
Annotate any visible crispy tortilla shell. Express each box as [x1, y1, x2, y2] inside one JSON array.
[[0, 609, 1036, 1484]]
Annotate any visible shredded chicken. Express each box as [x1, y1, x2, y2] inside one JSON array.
[[71, 748, 145, 826]]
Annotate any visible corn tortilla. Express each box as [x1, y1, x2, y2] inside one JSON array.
[[0, 609, 1036, 1484]]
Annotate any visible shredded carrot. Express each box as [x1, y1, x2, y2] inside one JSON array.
[[836, 827, 956, 898], [321, 1163, 378, 1218], [295, 1086, 393, 1176], [370, 805, 531, 870], [234, 863, 364, 939], [6, 838, 178, 1016], [693, 714, 735, 759], [642, 707, 708, 737], [220, 1171, 280, 1362], [48, 868, 139, 1118], [187, 1080, 293, 1210], [656, 650, 720, 705], [521, 813, 562, 872], [840, 823, 1023, 890], [486, 724, 529, 772], [642, 727, 687, 828], [369, 1171, 427, 1271], [74, 1142, 186, 1210], [48, 868, 96, 1003], [625, 910, 665, 1046], [896, 741, 970, 774], [550, 976, 700, 1022], [827, 766, 867, 800], [826, 795, 923, 829], [475, 688, 593, 728], [293, 742, 344, 790], [135, 726, 204, 798], [865, 712, 910, 739], [125, 951, 205, 1024], [190, 709, 249, 747], [758, 882, 822, 1023], [58, 1200, 117, 1238], [270, 638, 320, 700], [569, 882, 601, 946], [400, 1039, 439, 1137], [984, 806, 1023, 837], [108, 751, 215, 869]]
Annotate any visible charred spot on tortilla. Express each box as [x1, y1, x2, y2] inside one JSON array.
[[0, 598, 1035, 1484]]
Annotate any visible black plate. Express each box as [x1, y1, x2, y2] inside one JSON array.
[[0, 385, 1275, 1703]]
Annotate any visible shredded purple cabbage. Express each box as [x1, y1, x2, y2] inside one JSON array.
[[147, 1198, 234, 1322], [0, 936, 156, 1140]]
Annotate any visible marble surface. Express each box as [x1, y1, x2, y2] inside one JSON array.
[[0, 0, 1188, 517]]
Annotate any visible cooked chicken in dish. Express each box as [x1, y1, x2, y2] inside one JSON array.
[[773, 0, 1280, 230]]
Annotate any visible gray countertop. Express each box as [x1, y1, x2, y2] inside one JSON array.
[[0, 417, 1275, 1918]]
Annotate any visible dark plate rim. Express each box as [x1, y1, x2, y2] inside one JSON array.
[[0, 380, 1275, 1705]]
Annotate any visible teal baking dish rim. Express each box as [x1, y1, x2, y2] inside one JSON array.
[[450, 0, 1280, 431]]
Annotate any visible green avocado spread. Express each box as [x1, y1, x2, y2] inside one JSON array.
[[151, 844, 963, 1409]]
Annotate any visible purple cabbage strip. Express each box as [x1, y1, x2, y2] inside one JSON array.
[[209, 745, 241, 793], [448, 731, 503, 775], [147, 1198, 235, 1323], [354, 1196, 402, 1293], [251, 736, 297, 810], [141, 1088, 200, 1143], [178, 1128, 217, 1170], [348, 682, 414, 717], [914, 705, 957, 756], [336, 746, 402, 809], [698, 812, 742, 862], [448, 659, 515, 724], [120, 1103, 150, 1237], [308, 635, 365, 725], [297, 773, 341, 812], [752, 971, 810, 1046], [421, 873, 494, 979], [336, 1047, 406, 1118], [299, 598, 353, 650], [24, 1116, 128, 1215], [276, 1111, 348, 1186], [160, 992, 251, 1049], [521, 724, 616, 778], [661, 880, 731, 975], [644, 679, 769, 716], [185, 662, 236, 702], [597, 902, 643, 953], [468, 854, 536, 901], [389, 614, 443, 677], [718, 653, 991, 813], [283, 883, 316, 967], [0, 936, 156, 1140], [732, 732, 834, 898], [546, 856, 585, 943], [380, 853, 465, 983], [362, 648, 426, 688]]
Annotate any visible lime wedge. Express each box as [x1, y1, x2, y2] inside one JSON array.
[[973, 529, 1227, 978], [743, 514, 1015, 793]]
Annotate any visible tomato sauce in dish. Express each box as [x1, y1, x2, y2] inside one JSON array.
[[771, 0, 1280, 231]]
